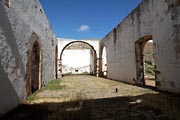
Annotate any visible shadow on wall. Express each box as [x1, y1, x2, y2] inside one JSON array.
[[1, 93, 180, 120], [0, 64, 21, 115], [0, 2, 22, 115], [0, 2, 25, 77]]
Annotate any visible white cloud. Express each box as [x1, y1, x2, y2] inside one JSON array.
[[78, 25, 90, 32]]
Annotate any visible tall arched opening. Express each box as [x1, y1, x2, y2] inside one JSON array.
[[27, 39, 42, 95], [135, 35, 156, 87], [102, 47, 107, 77], [99, 45, 107, 77], [60, 41, 97, 76]]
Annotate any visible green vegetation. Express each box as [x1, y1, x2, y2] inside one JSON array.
[[145, 60, 155, 75], [42, 79, 64, 91], [144, 51, 153, 56], [27, 93, 39, 101], [27, 79, 65, 101], [145, 60, 153, 65], [143, 42, 155, 76]]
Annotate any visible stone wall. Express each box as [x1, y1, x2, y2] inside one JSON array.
[[100, 0, 180, 94], [0, 0, 57, 113]]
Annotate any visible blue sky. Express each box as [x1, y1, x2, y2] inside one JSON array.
[[39, 0, 142, 40]]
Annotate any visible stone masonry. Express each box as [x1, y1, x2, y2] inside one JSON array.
[[99, 0, 180, 93], [0, 0, 57, 114]]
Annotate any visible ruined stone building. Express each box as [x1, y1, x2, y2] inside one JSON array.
[[0, 0, 180, 115]]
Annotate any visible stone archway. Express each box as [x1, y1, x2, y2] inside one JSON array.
[[59, 41, 97, 76], [135, 35, 156, 87], [27, 33, 42, 96], [99, 45, 107, 77]]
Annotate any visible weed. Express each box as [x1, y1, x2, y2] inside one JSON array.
[[27, 93, 39, 101], [42, 79, 65, 91]]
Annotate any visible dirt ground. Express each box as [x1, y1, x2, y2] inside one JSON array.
[[2, 75, 180, 120], [33, 75, 157, 103]]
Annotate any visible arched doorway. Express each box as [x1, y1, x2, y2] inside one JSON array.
[[27, 40, 42, 95], [55, 45, 58, 79], [102, 47, 107, 77], [135, 35, 156, 87], [99, 45, 107, 77], [60, 41, 97, 76]]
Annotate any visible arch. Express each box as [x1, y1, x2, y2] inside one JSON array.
[[59, 41, 97, 76], [27, 33, 42, 96], [99, 44, 107, 77], [135, 35, 156, 87], [102, 47, 107, 77], [55, 45, 58, 79]]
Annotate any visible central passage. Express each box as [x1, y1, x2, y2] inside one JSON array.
[[34, 75, 156, 103], [3, 76, 179, 120]]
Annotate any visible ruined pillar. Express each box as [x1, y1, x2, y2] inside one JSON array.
[[58, 59, 62, 78], [98, 57, 103, 77]]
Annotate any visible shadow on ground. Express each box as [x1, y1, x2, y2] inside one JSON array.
[[1, 93, 180, 120]]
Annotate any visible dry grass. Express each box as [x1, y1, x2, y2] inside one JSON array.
[[2, 75, 180, 120]]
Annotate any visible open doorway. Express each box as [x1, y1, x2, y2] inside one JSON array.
[[102, 47, 107, 77], [60, 41, 97, 76], [99, 45, 108, 77], [31, 41, 41, 93], [135, 35, 156, 87], [27, 40, 42, 95]]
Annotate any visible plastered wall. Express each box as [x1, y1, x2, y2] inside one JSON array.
[[100, 0, 180, 93], [0, 0, 57, 113]]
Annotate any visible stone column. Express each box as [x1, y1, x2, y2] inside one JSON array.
[[98, 57, 103, 77]]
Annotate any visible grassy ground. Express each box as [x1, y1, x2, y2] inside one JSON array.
[[27, 80, 65, 101], [2, 75, 180, 120]]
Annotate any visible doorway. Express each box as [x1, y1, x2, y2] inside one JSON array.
[[27, 40, 42, 95], [60, 41, 97, 76], [135, 36, 156, 87]]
